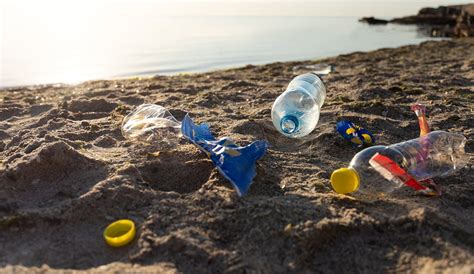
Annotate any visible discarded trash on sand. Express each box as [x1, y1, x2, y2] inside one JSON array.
[[336, 120, 375, 147], [331, 104, 468, 197], [181, 114, 269, 196], [331, 131, 468, 197], [272, 73, 326, 138], [103, 219, 136, 247], [411, 103, 430, 137], [122, 104, 268, 196], [121, 104, 182, 150], [293, 63, 334, 76]]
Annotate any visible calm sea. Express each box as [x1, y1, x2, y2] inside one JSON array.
[[1, 15, 440, 87]]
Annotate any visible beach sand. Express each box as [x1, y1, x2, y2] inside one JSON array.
[[0, 38, 473, 273]]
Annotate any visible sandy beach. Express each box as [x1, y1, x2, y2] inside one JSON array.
[[0, 38, 473, 273]]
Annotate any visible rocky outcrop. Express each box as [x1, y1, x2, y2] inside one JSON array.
[[359, 17, 388, 25], [360, 4, 474, 37], [391, 6, 460, 25]]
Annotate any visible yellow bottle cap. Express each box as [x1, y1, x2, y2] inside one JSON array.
[[330, 168, 360, 194], [103, 219, 136, 247]]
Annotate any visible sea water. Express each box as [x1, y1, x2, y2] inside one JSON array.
[[1, 5, 442, 87]]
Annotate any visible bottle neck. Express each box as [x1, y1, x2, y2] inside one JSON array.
[[280, 115, 300, 134]]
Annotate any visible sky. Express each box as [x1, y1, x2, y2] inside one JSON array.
[[1, 0, 471, 17]]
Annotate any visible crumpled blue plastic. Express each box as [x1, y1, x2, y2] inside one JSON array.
[[336, 120, 375, 148], [181, 114, 268, 196]]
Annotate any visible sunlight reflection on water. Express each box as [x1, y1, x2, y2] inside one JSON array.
[[1, 3, 442, 87]]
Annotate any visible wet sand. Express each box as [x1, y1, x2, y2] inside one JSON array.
[[0, 38, 473, 273]]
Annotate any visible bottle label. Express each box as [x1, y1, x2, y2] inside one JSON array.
[[369, 153, 441, 196]]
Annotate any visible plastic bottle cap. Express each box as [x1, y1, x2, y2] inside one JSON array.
[[330, 168, 360, 194], [103, 219, 136, 247]]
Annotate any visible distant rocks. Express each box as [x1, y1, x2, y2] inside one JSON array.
[[359, 17, 388, 25], [360, 4, 474, 37]]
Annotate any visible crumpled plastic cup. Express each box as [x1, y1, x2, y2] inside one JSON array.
[[121, 104, 182, 150]]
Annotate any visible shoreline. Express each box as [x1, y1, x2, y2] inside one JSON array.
[[0, 39, 473, 273]]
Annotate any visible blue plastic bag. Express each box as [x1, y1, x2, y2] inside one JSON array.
[[336, 120, 375, 147], [181, 114, 268, 196]]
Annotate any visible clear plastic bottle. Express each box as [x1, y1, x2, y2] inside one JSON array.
[[121, 104, 182, 150], [330, 131, 469, 196], [271, 73, 326, 138]]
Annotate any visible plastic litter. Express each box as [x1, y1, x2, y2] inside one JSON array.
[[103, 219, 136, 247], [330, 130, 469, 197], [121, 104, 268, 196], [293, 63, 334, 76], [411, 103, 430, 137], [121, 104, 182, 150], [271, 73, 326, 138], [332, 103, 469, 197], [181, 114, 268, 196], [336, 120, 375, 147]]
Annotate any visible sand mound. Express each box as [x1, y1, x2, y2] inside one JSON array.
[[2, 141, 106, 208]]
